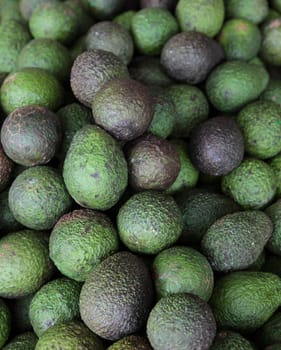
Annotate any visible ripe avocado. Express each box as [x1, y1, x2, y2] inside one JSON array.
[[147, 293, 216, 350], [126, 134, 180, 191], [161, 31, 224, 84], [70, 50, 129, 108], [80, 251, 154, 340], [3, 332, 38, 350], [189, 116, 244, 176], [210, 330, 254, 350], [201, 211, 272, 272], [0, 144, 14, 191], [108, 335, 152, 350], [1, 105, 62, 166], [0, 299, 10, 348], [0, 230, 54, 298]]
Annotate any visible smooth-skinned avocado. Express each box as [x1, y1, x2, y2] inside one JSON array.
[[80, 251, 154, 341], [92, 78, 153, 141], [161, 31, 224, 84], [107, 335, 152, 350], [0, 144, 14, 192], [0, 299, 10, 348], [1, 105, 62, 166], [49, 209, 119, 282], [147, 293, 216, 350], [70, 50, 129, 108], [0, 230, 54, 298], [63, 125, 128, 211], [3, 332, 38, 350], [126, 134, 180, 191], [210, 271, 281, 332], [117, 191, 183, 254], [201, 210, 272, 272], [8, 166, 72, 230], [210, 330, 254, 350], [189, 116, 245, 176]]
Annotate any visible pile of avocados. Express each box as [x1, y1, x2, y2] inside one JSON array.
[[2, 0, 281, 349]]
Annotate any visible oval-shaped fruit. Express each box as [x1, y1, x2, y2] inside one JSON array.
[[80, 252, 154, 341], [108, 335, 152, 350], [63, 125, 128, 211]]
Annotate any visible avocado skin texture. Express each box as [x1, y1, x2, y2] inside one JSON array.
[[49, 209, 119, 282], [225, 0, 269, 24], [201, 211, 272, 272], [0, 299, 10, 349], [0, 189, 22, 233], [85, 21, 134, 65], [92, 78, 153, 141], [35, 320, 104, 350], [176, 0, 225, 38], [3, 332, 38, 350], [161, 31, 224, 85], [0, 145, 14, 192], [113, 10, 136, 32], [222, 158, 276, 209], [9, 166, 72, 230], [210, 330, 254, 350], [176, 189, 240, 244], [189, 116, 244, 176], [266, 200, 281, 256], [70, 50, 129, 108], [29, 278, 81, 337], [80, 251, 154, 341], [153, 246, 214, 301], [1, 105, 62, 167], [0, 20, 31, 73], [147, 293, 216, 350], [270, 153, 281, 198], [0, 230, 54, 298], [0, 68, 64, 115], [237, 101, 281, 159], [117, 191, 183, 254], [206, 61, 269, 112], [127, 134, 180, 191], [63, 125, 128, 211], [107, 335, 152, 350], [210, 271, 281, 332]]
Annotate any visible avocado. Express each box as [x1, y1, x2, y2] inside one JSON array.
[[176, 0, 224, 37], [265, 200, 281, 256], [189, 116, 244, 176], [9, 166, 72, 230], [63, 125, 128, 210], [206, 61, 269, 112], [70, 50, 129, 108], [3, 332, 38, 350], [147, 293, 216, 350], [0, 0, 25, 24], [260, 18, 281, 66], [201, 210, 272, 272], [222, 158, 276, 209], [1, 105, 61, 166], [117, 191, 183, 254], [9, 293, 34, 332], [0, 67, 64, 115], [29, 1, 79, 44], [80, 251, 154, 340], [0, 20, 31, 73], [85, 21, 134, 65], [218, 18, 261, 60], [65, 0, 93, 35], [225, 0, 269, 24], [176, 189, 240, 245], [0, 299, 10, 348], [50, 209, 119, 281], [113, 10, 136, 32], [261, 79, 281, 106], [257, 312, 281, 348], [0, 144, 14, 191], [35, 320, 104, 350], [129, 56, 173, 87], [126, 134, 180, 191], [210, 271, 281, 332], [92, 78, 153, 141], [161, 31, 224, 84], [29, 278, 81, 337], [0, 189, 22, 232], [270, 154, 281, 198], [140, 0, 177, 9], [19, 0, 60, 21], [57, 102, 92, 159], [0, 230, 54, 298], [153, 246, 213, 301], [164, 84, 209, 138], [210, 330, 254, 350], [132, 8, 179, 56], [237, 100, 281, 159], [108, 335, 152, 350], [82, 0, 125, 20], [17, 38, 72, 82]]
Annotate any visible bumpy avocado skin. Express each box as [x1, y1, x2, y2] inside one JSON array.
[[63, 125, 128, 211], [210, 330, 254, 350], [108, 335, 152, 350], [3, 332, 38, 350], [8, 166, 72, 230]]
